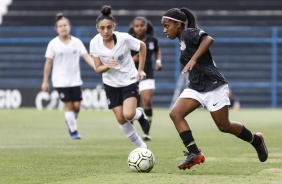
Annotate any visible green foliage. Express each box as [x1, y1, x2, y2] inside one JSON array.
[[0, 108, 281, 184]]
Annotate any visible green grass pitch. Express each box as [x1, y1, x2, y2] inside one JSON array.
[[0, 108, 281, 184]]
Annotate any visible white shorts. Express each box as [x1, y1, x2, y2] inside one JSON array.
[[139, 79, 156, 93], [178, 84, 230, 112]]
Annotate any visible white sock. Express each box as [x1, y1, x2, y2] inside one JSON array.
[[119, 121, 147, 148], [130, 108, 142, 121], [65, 111, 77, 133]]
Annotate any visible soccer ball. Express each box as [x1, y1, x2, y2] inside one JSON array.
[[127, 147, 155, 173]]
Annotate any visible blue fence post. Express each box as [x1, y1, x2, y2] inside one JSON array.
[[271, 27, 278, 108]]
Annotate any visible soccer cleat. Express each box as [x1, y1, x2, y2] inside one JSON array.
[[137, 107, 151, 135], [70, 131, 81, 140], [143, 134, 151, 141], [253, 132, 268, 162], [178, 151, 205, 170]]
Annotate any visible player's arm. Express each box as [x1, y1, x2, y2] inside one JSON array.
[[82, 53, 95, 70], [93, 56, 117, 74], [192, 35, 213, 61], [41, 58, 53, 92], [155, 49, 162, 71], [182, 35, 214, 74], [137, 41, 147, 80]]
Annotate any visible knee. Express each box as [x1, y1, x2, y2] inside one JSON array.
[[73, 107, 80, 113], [217, 123, 231, 133], [142, 97, 151, 106], [123, 111, 135, 121], [169, 110, 178, 121]]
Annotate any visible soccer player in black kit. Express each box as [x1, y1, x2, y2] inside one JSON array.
[[161, 7, 268, 170], [129, 16, 162, 141]]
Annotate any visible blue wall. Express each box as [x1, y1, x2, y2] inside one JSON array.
[[0, 26, 282, 108]]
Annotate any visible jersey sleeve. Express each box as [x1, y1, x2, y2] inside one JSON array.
[[45, 41, 54, 59], [185, 28, 208, 44], [89, 37, 98, 57], [77, 39, 88, 55], [125, 33, 141, 51]]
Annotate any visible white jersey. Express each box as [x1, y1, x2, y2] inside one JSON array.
[[89, 31, 140, 87], [45, 36, 87, 87]]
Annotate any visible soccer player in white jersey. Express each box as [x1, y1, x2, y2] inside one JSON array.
[[89, 5, 150, 148], [41, 13, 95, 140]]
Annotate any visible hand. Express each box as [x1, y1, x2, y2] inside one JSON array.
[[41, 82, 50, 92], [182, 60, 197, 74], [107, 57, 118, 69], [138, 70, 146, 81], [155, 63, 162, 71]]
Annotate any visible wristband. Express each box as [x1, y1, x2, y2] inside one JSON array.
[[156, 59, 162, 64]]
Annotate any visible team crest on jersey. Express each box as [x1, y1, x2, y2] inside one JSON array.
[[73, 50, 77, 54], [117, 54, 124, 61], [149, 42, 154, 50], [180, 40, 186, 51]]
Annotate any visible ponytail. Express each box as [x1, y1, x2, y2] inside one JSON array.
[[180, 8, 198, 28]]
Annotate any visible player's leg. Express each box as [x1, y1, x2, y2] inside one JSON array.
[[138, 79, 155, 140], [64, 101, 80, 139], [104, 83, 147, 148], [121, 82, 151, 135], [112, 103, 147, 148], [56, 87, 80, 139], [210, 106, 268, 162], [139, 89, 154, 140], [73, 101, 81, 119], [170, 97, 205, 170], [67, 86, 83, 139], [71, 86, 83, 119]]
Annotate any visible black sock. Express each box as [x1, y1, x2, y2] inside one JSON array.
[[237, 126, 261, 146], [179, 130, 200, 154], [138, 110, 150, 135], [144, 109, 152, 124]]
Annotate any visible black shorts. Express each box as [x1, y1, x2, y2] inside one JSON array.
[[55, 86, 83, 102], [104, 82, 139, 109]]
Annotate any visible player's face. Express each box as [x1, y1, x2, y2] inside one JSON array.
[[97, 19, 115, 41], [133, 20, 147, 37], [161, 18, 179, 40], [56, 19, 70, 37]]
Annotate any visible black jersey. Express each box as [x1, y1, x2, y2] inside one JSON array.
[[179, 28, 227, 92], [131, 34, 159, 79]]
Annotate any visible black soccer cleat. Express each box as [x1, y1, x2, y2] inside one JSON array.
[[143, 134, 151, 141], [137, 107, 151, 135], [253, 132, 268, 162], [178, 151, 205, 170]]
